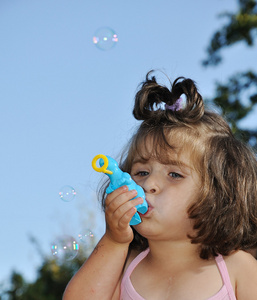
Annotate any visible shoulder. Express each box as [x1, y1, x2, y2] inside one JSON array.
[[123, 247, 150, 275], [123, 249, 142, 274], [111, 249, 142, 300], [224, 250, 257, 300]]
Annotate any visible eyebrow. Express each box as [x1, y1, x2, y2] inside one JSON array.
[[132, 158, 192, 170], [132, 158, 148, 165]]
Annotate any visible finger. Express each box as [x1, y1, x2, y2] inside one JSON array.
[[104, 185, 129, 207], [111, 197, 143, 224], [118, 207, 137, 228], [105, 189, 138, 212]]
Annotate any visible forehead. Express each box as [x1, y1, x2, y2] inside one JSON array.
[[132, 133, 192, 167]]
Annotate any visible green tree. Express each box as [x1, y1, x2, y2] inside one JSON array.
[[203, 0, 257, 149], [0, 271, 25, 300], [19, 252, 87, 300], [0, 236, 95, 300], [203, 0, 257, 66], [0, 192, 98, 300]]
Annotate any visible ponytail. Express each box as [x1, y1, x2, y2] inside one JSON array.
[[133, 70, 205, 124]]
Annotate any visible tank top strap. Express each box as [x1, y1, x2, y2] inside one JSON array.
[[214, 254, 236, 299], [124, 248, 150, 278]]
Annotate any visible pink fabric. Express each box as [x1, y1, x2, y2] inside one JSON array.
[[120, 248, 236, 300]]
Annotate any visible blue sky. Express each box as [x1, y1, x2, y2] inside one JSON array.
[[0, 0, 256, 283]]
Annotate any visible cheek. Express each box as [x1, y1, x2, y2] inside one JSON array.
[[159, 193, 188, 220], [181, 181, 200, 203], [162, 187, 198, 217]]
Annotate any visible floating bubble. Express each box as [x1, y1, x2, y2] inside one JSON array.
[[78, 229, 94, 244], [59, 185, 76, 202], [51, 235, 79, 261], [93, 27, 118, 51]]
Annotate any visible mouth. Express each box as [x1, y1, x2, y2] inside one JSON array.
[[139, 200, 153, 217]]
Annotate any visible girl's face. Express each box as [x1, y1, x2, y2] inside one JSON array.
[[130, 144, 200, 242]]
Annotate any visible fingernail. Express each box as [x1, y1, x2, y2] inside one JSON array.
[[131, 189, 137, 195], [122, 185, 128, 191], [138, 197, 144, 203]]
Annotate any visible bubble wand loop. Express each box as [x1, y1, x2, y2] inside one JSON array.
[[92, 154, 148, 225], [92, 154, 113, 175]]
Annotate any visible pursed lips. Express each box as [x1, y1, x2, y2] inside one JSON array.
[[139, 199, 154, 217]]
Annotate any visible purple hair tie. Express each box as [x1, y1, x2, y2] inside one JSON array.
[[165, 97, 183, 111]]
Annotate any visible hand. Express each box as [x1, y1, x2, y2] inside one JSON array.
[[104, 185, 143, 244]]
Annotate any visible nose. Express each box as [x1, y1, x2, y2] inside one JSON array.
[[142, 173, 160, 194]]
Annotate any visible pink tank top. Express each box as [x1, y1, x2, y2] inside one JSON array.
[[120, 248, 236, 300]]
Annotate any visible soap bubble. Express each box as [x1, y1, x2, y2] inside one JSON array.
[[59, 185, 76, 202], [78, 229, 94, 244], [51, 235, 79, 261], [93, 27, 118, 51]]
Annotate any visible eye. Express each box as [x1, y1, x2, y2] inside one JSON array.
[[133, 171, 149, 177], [169, 172, 183, 179]]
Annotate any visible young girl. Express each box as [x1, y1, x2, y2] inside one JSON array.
[[63, 71, 257, 299]]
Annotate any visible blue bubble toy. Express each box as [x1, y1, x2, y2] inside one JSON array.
[[92, 154, 148, 225]]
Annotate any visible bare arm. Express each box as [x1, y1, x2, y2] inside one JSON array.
[[63, 186, 143, 300], [63, 234, 128, 300]]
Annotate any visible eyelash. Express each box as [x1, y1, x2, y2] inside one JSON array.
[[169, 172, 183, 179], [133, 171, 183, 179], [134, 171, 149, 177]]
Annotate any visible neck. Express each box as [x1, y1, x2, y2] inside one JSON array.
[[147, 239, 201, 266]]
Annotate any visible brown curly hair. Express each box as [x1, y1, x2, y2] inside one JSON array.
[[100, 70, 257, 259]]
